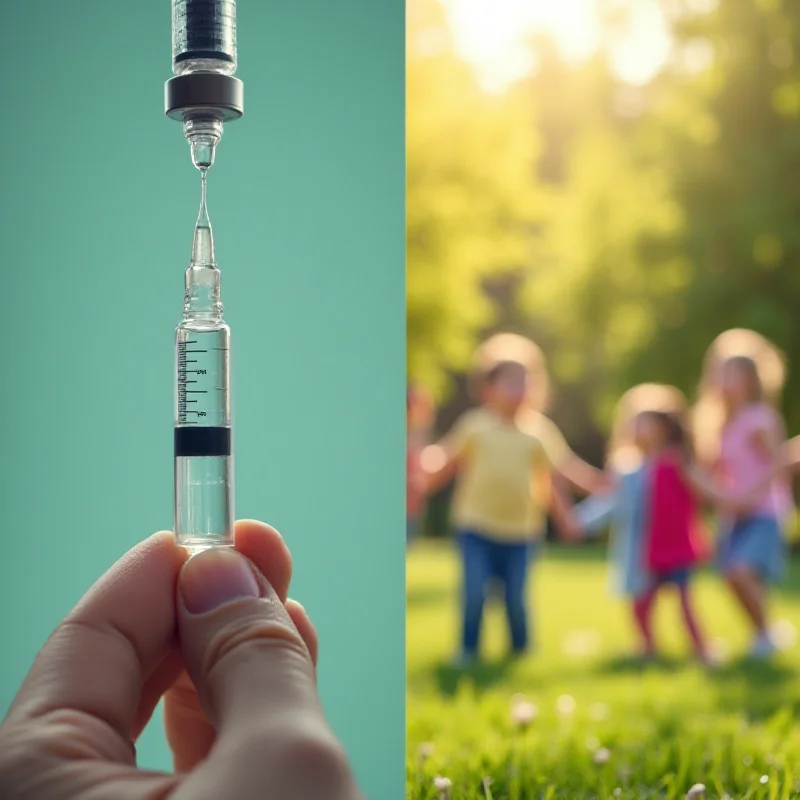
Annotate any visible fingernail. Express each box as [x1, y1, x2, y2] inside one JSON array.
[[180, 548, 260, 614]]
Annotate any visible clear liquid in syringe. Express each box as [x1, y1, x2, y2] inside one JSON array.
[[174, 166, 234, 554]]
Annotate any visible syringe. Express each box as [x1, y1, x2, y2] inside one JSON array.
[[165, 0, 243, 553], [166, 0, 243, 171], [174, 171, 234, 554]]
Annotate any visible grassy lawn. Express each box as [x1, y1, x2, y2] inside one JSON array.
[[407, 541, 800, 799]]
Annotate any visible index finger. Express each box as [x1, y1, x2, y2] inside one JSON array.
[[5, 531, 187, 743]]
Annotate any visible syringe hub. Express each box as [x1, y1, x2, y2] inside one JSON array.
[[165, 73, 244, 123], [183, 115, 224, 171]]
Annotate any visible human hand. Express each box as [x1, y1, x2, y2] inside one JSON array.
[[0, 520, 362, 800], [595, 471, 615, 493], [560, 524, 583, 545], [719, 481, 768, 518], [719, 496, 751, 518]]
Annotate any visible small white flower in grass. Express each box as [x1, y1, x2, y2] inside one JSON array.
[[510, 695, 538, 728], [418, 742, 434, 762], [685, 783, 706, 799], [760, 775, 769, 785], [593, 747, 611, 765], [557, 694, 576, 715], [771, 619, 796, 649], [433, 775, 452, 799]]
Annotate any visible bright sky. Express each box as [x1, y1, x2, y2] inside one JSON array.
[[440, 0, 673, 93]]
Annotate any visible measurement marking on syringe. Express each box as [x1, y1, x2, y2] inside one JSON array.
[[177, 339, 225, 429]]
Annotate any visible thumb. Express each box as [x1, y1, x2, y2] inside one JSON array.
[[175, 548, 356, 799]]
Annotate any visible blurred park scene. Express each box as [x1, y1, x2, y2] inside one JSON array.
[[407, 0, 800, 797]]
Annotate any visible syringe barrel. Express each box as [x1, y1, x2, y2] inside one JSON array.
[[174, 320, 234, 552], [172, 0, 237, 75], [166, 0, 242, 149]]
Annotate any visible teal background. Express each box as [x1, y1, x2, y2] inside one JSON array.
[[0, 2, 405, 797]]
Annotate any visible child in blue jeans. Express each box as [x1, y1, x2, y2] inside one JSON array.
[[423, 334, 604, 664]]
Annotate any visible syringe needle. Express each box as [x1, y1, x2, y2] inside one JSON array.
[[197, 168, 210, 227], [191, 168, 216, 268]]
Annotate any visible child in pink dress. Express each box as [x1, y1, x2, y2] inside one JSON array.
[[713, 356, 792, 658], [693, 331, 791, 658], [631, 411, 711, 662]]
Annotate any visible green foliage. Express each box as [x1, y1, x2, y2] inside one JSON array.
[[406, 0, 541, 398], [408, 0, 800, 439], [520, 0, 800, 435], [642, 0, 800, 433], [407, 543, 800, 798]]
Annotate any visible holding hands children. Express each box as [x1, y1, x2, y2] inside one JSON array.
[[412, 327, 795, 666]]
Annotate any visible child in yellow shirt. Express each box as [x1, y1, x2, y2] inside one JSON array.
[[424, 334, 605, 664]]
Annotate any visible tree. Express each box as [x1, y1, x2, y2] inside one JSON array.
[[636, 0, 800, 433], [406, 0, 541, 397], [520, 46, 687, 431], [520, 1, 800, 434]]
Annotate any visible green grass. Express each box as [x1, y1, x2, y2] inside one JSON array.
[[407, 541, 800, 799]]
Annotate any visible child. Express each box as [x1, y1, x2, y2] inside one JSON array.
[[631, 409, 711, 662], [692, 328, 786, 465], [407, 384, 434, 546], [697, 349, 792, 658], [566, 385, 710, 660], [423, 333, 605, 664]]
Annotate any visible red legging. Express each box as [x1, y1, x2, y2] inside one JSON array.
[[632, 581, 707, 657]]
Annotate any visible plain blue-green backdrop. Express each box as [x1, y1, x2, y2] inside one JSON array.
[[0, 2, 405, 797]]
